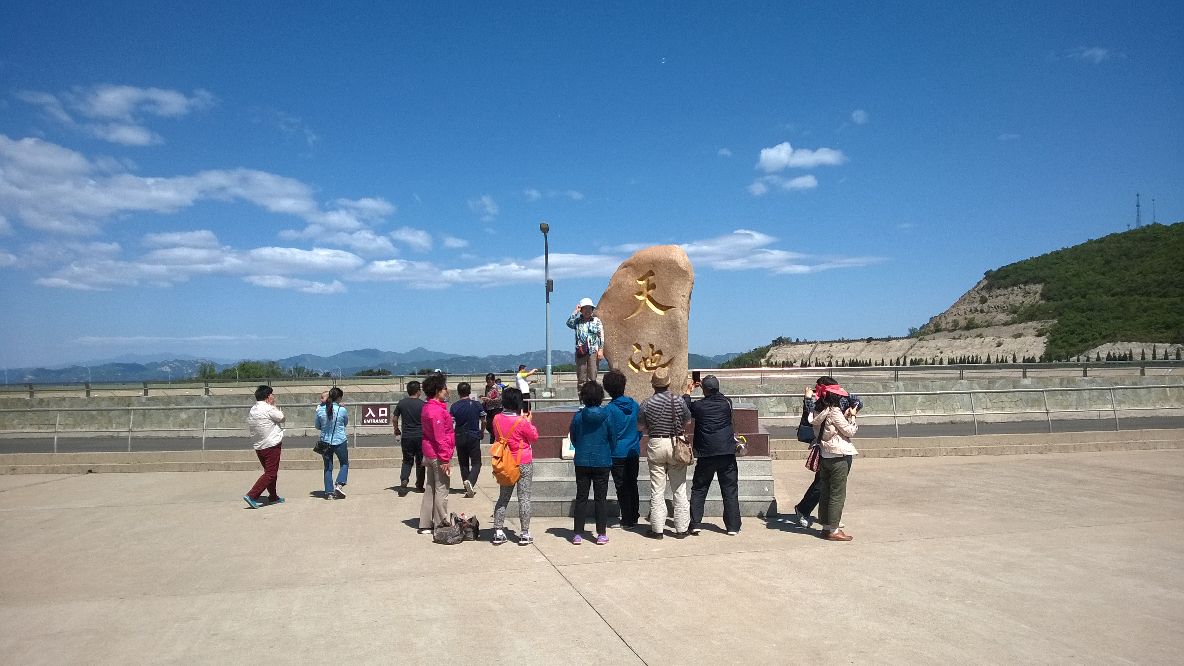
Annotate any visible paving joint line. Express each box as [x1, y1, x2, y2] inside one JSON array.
[[528, 538, 649, 665], [0, 474, 84, 494]]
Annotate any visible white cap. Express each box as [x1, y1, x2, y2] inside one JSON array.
[[578, 297, 595, 308]]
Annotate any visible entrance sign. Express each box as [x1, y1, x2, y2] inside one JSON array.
[[360, 404, 391, 426]]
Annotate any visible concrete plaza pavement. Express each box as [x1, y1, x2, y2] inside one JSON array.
[[1, 450, 1182, 664]]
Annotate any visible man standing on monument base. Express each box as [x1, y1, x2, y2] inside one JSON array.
[[567, 297, 604, 387]]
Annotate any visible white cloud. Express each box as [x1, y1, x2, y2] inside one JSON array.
[[468, 195, 499, 221], [0, 135, 396, 243], [0, 251, 15, 267], [757, 141, 847, 172], [785, 175, 817, 190], [143, 229, 220, 248], [851, 109, 869, 125], [442, 236, 469, 249], [1065, 47, 1119, 64], [717, 148, 733, 157], [747, 174, 818, 196], [243, 275, 346, 294], [16, 85, 215, 146], [0, 215, 10, 235], [390, 226, 433, 252], [251, 108, 319, 148], [246, 247, 364, 274], [523, 188, 586, 202]]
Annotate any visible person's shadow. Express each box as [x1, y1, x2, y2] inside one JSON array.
[[544, 527, 579, 542]]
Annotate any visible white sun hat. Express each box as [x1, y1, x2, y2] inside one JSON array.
[[578, 297, 595, 308]]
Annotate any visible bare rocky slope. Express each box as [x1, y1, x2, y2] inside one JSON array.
[[761, 272, 1181, 367]]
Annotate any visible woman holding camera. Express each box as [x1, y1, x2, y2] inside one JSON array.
[[813, 384, 859, 541]]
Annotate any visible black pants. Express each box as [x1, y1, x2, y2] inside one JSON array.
[[690, 454, 741, 533], [485, 410, 502, 444], [795, 469, 822, 516], [400, 437, 424, 489], [455, 430, 482, 486], [796, 458, 853, 517], [574, 466, 611, 535], [611, 454, 640, 526]]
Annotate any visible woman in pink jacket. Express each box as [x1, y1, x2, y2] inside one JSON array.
[[418, 374, 455, 533], [490, 387, 539, 545]]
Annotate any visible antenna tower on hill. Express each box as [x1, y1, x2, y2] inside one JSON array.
[[1135, 193, 1142, 228], [1152, 197, 1157, 224]]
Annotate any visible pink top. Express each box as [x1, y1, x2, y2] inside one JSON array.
[[491, 412, 538, 465], [421, 398, 455, 462]]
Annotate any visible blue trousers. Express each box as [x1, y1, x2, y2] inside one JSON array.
[[323, 444, 349, 494]]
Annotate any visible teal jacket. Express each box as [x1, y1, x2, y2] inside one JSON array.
[[606, 396, 641, 458], [568, 405, 613, 467]]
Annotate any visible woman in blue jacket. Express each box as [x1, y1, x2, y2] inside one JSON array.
[[315, 387, 349, 499], [568, 380, 613, 545]]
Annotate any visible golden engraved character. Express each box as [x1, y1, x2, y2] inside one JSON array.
[[625, 270, 675, 320], [627, 342, 674, 373]]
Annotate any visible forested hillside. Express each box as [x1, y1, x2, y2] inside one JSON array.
[[983, 222, 1184, 359]]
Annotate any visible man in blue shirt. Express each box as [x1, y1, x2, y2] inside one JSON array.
[[450, 381, 486, 498]]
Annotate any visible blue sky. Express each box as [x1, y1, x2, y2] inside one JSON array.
[[1, 1, 1181, 367]]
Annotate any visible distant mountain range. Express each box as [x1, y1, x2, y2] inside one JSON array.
[[4, 348, 739, 384]]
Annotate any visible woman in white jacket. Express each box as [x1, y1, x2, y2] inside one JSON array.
[[813, 384, 858, 541]]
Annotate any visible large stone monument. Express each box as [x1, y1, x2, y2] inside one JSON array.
[[595, 245, 694, 404]]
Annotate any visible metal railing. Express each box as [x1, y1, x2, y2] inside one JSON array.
[[1, 384, 1182, 453], [1, 361, 1180, 399]]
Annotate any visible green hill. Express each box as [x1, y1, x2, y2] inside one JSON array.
[[982, 222, 1184, 360]]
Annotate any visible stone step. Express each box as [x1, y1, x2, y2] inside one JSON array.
[[521, 457, 773, 479], [498, 497, 775, 518]]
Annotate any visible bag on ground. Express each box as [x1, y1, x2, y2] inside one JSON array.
[[432, 514, 466, 545], [460, 514, 480, 541], [490, 417, 524, 486]]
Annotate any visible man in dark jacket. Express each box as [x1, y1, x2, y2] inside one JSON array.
[[683, 374, 741, 535]]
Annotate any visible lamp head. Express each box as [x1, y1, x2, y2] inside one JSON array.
[[539, 222, 549, 234]]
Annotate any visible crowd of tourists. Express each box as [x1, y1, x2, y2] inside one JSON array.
[[242, 295, 861, 542], [242, 370, 861, 544]]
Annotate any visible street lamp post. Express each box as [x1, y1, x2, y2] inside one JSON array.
[[540, 222, 553, 392]]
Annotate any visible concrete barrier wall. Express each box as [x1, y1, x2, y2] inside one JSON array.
[[2, 376, 1182, 437]]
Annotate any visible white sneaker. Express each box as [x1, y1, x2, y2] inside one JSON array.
[[463, 480, 474, 497], [492, 530, 507, 545], [796, 513, 810, 528], [726, 531, 738, 536]]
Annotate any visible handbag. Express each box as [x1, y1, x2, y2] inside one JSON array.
[[796, 397, 817, 443], [804, 414, 826, 472], [734, 434, 748, 457], [314, 401, 340, 455], [670, 400, 693, 466]]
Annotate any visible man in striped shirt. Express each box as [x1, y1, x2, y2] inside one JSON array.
[[637, 367, 693, 539]]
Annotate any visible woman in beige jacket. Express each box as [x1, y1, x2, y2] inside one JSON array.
[[813, 385, 859, 541]]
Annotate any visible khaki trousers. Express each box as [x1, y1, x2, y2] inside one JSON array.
[[419, 458, 450, 529], [575, 353, 599, 387], [646, 437, 689, 533]]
